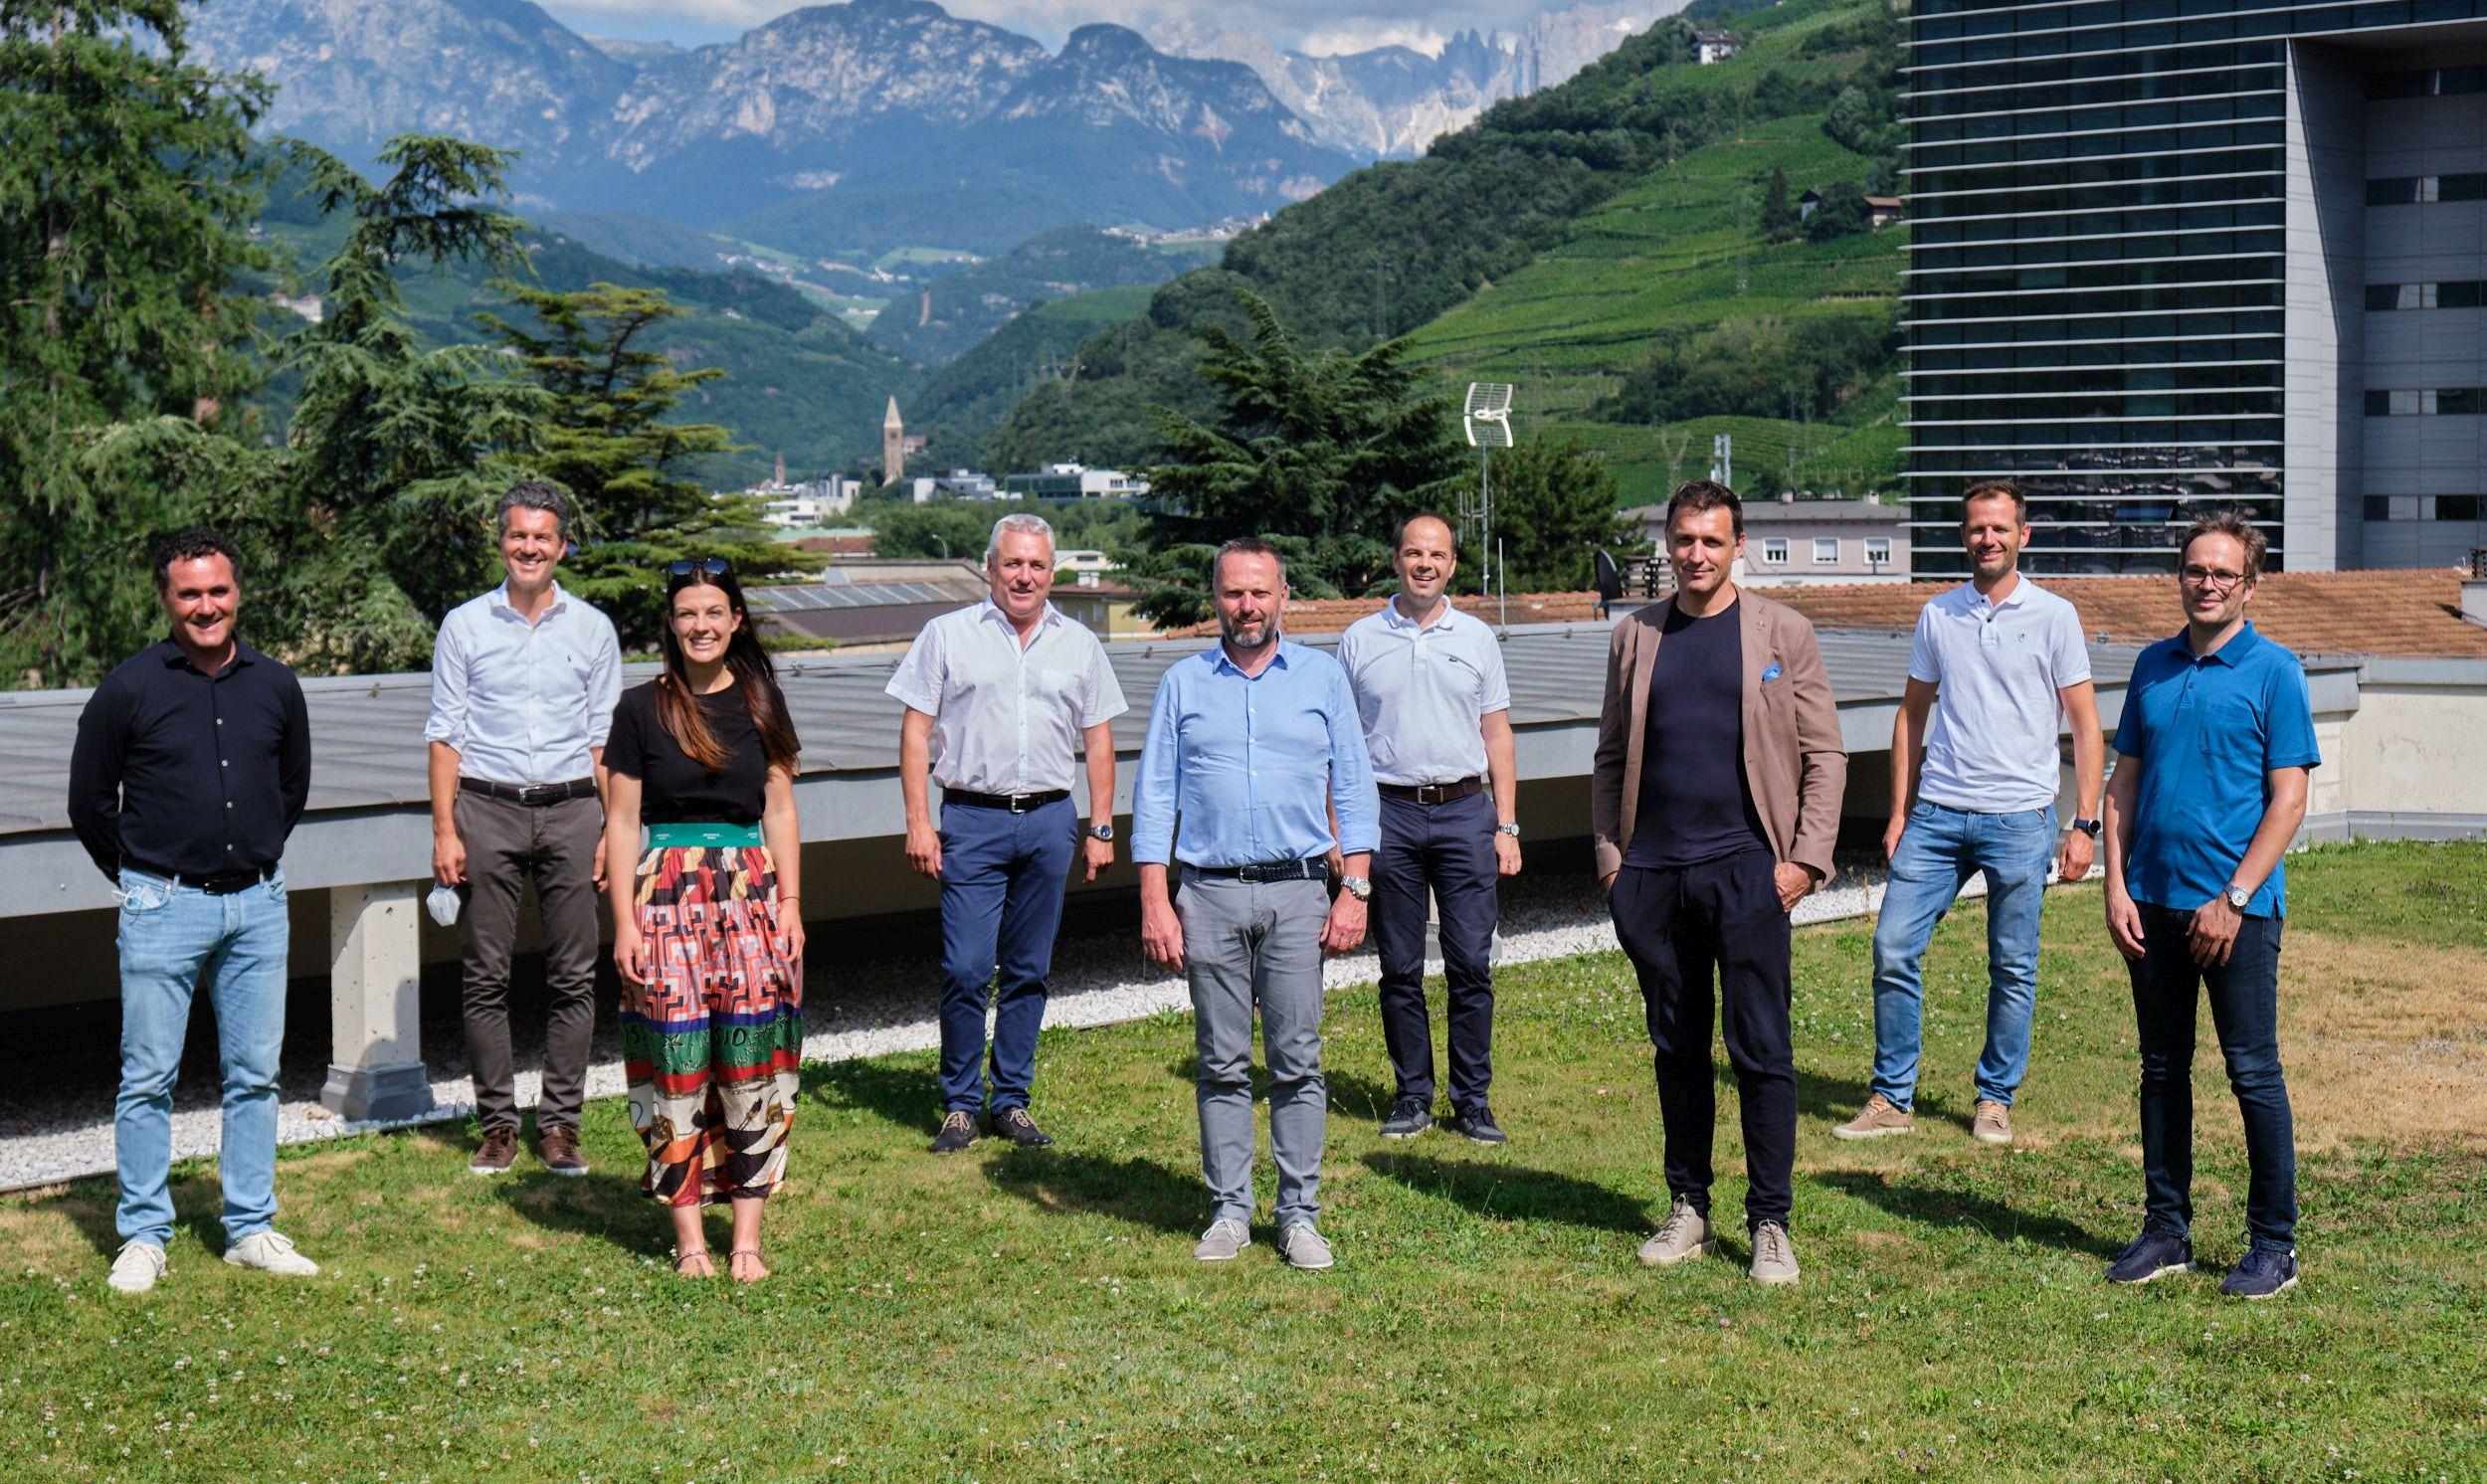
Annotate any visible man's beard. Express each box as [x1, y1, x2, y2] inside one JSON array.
[[1221, 615, 1271, 647]]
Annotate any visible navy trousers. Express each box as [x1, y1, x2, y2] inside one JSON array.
[[936, 796, 1077, 1113], [1369, 790, 1500, 1110]]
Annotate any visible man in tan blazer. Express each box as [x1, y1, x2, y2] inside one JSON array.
[[1593, 479, 1846, 1286]]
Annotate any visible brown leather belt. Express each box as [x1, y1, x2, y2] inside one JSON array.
[[1378, 777, 1486, 805]]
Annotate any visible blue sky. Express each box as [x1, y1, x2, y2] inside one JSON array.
[[540, 0, 1554, 54]]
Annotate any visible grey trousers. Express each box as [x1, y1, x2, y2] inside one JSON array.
[[1179, 874, 1330, 1229], [454, 788, 603, 1135]]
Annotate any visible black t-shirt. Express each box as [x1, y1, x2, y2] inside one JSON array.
[[605, 680, 775, 825], [1624, 599, 1771, 869]]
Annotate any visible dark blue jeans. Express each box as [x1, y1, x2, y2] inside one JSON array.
[[2130, 903, 2297, 1250], [937, 796, 1077, 1114], [1370, 791, 1499, 1110]]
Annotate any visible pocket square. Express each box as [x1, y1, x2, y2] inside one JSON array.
[[1761, 661, 1783, 682]]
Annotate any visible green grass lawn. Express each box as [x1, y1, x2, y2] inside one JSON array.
[[6, 843, 2484, 1480]]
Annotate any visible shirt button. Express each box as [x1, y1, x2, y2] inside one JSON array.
[[226, 802, 234, 809]]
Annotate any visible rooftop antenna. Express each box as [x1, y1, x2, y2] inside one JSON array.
[[1462, 382, 1514, 617]]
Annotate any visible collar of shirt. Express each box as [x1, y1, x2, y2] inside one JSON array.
[[1381, 597, 1457, 634], [977, 597, 1063, 639], [2180, 620, 2263, 667], [156, 639, 255, 677], [1209, 643, 1293, 678], [488, 579, 569, 622], [1962, 577, 2032, 616]]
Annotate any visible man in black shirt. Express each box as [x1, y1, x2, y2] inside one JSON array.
[[1591, 481, 1846, 1286], [68, 528, 320, 1295]]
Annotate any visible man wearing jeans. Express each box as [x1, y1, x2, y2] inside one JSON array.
[[1836, 480, 2102, 1148], [2101, 511, 2315, 1300], [1135, 538, 1376, 1271], [70, 528, 319, 1294], [889, 512, 1126, 1153], [427, 482, 621, 1178], [1339, 513, 1521, 1146]]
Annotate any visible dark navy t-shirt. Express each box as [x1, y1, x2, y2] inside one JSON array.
[[1625, 600, 1771, 868]]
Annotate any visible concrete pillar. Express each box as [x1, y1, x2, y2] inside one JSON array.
[[320, 881, 435, 1122]]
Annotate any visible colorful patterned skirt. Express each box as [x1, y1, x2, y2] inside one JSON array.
[[621, 843, 803, 1206]]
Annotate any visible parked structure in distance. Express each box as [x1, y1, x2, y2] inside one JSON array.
[[1004, 462, 1152, 499], [1623, 494, 1911, 587]]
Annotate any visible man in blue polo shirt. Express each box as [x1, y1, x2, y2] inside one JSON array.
[[2100, 511, 2318, 1300]]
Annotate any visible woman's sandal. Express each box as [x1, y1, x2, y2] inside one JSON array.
[[672, 1248, 715, 1278], [728, 1247, 768, 1283]]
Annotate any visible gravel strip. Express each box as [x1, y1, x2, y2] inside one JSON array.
[[0, 860, 2078, 1195]]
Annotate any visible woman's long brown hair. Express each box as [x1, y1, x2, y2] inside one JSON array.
[[655, 567, 801, 775]]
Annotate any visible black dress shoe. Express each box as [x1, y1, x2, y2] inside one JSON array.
[[993, 1107, 1055, 1147], [1448, 1103, 1507, 1145], [931, 1110, 981, 1153]]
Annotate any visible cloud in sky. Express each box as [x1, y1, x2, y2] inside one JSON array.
[[542, 0, 1554, 52]]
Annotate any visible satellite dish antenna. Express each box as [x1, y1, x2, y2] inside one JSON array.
[[1462, 383, 1515, 624], [1593, 548, 1623, 608]]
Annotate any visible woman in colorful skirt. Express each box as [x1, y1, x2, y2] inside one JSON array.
[[603, 558, 805, 1282]]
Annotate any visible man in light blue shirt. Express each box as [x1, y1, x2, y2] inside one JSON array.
[[424, 482, 621, 1178], [1337, 512, 1520, 1145], [1838, 480, 2102, 1149], [1134, 538, 1377, 1271]]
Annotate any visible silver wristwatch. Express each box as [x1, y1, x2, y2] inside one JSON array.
[[1086, 823, 1114, 841], [2222, 881, 2250, 910], [1495, 822, 1521, 838], [1339, 875, 1373, 901]]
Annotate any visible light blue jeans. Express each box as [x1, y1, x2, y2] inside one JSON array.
[[1869, 801, 2055, 1109], [114, 869, 289, 1248]]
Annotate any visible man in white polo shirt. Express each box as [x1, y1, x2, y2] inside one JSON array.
[[888, 512, 1127, 1153], [1338, 512, 1521, 1144], [1835, 480, 2102, 1147]]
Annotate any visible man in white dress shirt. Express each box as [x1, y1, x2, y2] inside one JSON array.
[[1337, 513, 1522, 1144], [426, 481, 622, 1178], [888, 513, 1128, 1152]]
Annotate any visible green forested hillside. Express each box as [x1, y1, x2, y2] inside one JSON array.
[[904, 285, 1160, 469], [977, 0, 1906, 507], [865, 227, 1216, 368]]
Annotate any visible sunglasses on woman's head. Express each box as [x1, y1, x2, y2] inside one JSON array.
[[667, 557, 731, 578]]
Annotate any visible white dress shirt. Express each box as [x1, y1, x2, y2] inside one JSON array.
[[1336, 598, 1512, 787], [884, 600, 1129, 796], [424, 581, 623, 787]]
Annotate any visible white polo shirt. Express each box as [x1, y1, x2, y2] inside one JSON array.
[[1336, 598, 1512, 787], [884, 600, 1128, 796], [1910, 576, 2093, 813]]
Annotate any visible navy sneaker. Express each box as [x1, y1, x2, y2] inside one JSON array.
[[2218, 1247, 2299, 1300], [1380, 1095, 1434, 1139], [2105, 1229, 2194, 1285], [1447, 1103, 1508, 1145]]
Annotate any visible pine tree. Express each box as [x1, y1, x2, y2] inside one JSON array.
[[0, 0, 276, 683], [1133, 290, 1466, 626], [478, 282, 813, 648], [1758, 167, 1800, 243], [1483, 435, 1633, 593]]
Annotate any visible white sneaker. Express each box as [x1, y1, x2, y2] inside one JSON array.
[[223, 1230, 320, 1277], [107, 1240, 167, 1295]]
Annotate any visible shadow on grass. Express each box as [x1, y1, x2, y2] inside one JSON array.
[[806, 1057, 935, 1135], [981, 1146, 1202, 1235], [55, 1172, 230, 1259], [1817, 1169, 2114, 1258], [1696, 1059, 1979, 1136], [1161, 1054, 1396, 1125], [1363, 1151, 1650, 1236]]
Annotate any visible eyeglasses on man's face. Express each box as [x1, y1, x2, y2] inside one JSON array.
[[2178, 563, 2248, 592]]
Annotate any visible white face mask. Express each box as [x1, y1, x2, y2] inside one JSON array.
[[426, 884, 463, 928]]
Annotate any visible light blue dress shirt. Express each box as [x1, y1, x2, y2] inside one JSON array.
[[424, 581, 623, 787], [1131, 641, 1379, 868]]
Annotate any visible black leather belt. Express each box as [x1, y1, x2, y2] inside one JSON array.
[[1379, 777, 1486, 805], [170, 866, 275, 895], [944, 789, 1070, 814], [1190, 857, 1329, 883], [461, 777, 597, 806]]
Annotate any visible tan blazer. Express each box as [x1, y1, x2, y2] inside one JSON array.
[[1591, 590, 1847, 884]]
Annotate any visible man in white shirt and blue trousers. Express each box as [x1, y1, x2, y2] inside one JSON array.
[[426, 482, 622, 1179], [1339, 513, 1522, 1145], [888, 513, 1128, 1154]]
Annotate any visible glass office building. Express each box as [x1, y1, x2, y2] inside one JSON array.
[[1904, 0, 2487, 576]]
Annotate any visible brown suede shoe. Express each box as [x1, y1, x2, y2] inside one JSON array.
[[1972, 1100, 2015, 1147], [1831, 1094, 1916, 1141], [539, 1126, 589, 1177], [468, 1126, 517, 1176]]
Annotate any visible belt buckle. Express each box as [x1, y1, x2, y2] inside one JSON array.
[[1007, 794, 1031, 815], [1418, 783, 1446, 805], [519, 784, 556, 806]]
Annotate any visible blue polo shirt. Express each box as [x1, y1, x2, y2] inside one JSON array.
[[2111, 622, 2320, 917]]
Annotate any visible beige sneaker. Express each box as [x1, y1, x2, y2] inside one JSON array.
[[1831, 1094, 1916, 1141], [223, 1230, 319, 1277], [107, 1240, 166, 1295], [1635, 1196, 1716, 1267], [1749, 1221, 1800, 1286], [1973, 1100, 2014, 1146]]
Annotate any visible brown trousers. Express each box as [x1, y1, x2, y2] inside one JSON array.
[[455, 788, 604, 1135]]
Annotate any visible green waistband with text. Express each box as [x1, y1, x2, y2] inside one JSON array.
[[646, 821, 762, 849]]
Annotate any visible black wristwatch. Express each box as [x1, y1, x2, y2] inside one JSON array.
[[2070, 817, 2101, 838], [1086, 823, 1114, 841]]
